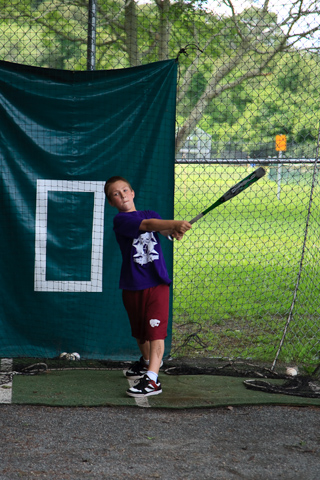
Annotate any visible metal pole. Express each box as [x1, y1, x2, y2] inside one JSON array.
[[271, 123, 320, 371], [87, 0, 97, 71]]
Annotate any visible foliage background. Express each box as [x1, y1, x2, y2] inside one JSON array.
[[1, 0, 320, 158]]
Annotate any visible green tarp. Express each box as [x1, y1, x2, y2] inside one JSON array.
[[0, 59, 177, 359]]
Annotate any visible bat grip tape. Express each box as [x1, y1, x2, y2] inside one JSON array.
[[190, 213, 204, 224]]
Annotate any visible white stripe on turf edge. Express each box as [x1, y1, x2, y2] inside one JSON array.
[[0, 358, 13, 404], [127, 377, 150, 408]]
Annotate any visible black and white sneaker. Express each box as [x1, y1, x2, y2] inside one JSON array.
[[124, 356, 148, 380], [126, 374, 162, 397]]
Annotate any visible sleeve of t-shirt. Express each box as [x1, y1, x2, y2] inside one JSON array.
[[113, 210, 161, 239]]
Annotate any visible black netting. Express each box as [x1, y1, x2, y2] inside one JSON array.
[[1, 1, 320, 382]]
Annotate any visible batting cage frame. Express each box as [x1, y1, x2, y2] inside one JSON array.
[[1, 0, 320, 397]]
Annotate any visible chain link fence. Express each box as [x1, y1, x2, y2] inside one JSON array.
[[1, 0, 320, 368]]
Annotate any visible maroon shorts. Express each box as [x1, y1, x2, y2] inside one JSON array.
[[122, 285, 169, 343]]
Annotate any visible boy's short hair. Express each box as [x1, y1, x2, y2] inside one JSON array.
[[104, 176, 133, 200]]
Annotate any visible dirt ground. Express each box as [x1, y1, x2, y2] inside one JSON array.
[[0, 404, 319, 479]]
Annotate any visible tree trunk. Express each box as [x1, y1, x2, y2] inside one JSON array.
[[156, 0, 170, 61], [124, 0, 140, 66]]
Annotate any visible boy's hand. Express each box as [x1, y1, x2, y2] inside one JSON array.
[[142, 218, 192, 240], [170, 220, 192, 240]]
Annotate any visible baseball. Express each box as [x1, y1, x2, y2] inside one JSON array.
[[286, 367, 298, 376], [65, 353, 75, 361]]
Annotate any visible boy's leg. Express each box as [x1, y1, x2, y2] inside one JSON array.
[[135, 338, 164, 374], [136, 338, 165, 373], [126, 340, 163, 398], [123, 339, 149, 379], [136, 339, 150, 361], [149, 339, 164, 375], [124, 286, 168, 393], [140, 285, 168, 379]]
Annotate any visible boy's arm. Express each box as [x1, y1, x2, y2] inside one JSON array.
[[139, 218, 192, 240]]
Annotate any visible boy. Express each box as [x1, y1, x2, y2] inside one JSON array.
[[105, 176, 192, 397]]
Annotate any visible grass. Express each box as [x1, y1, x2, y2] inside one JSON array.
[[171, 164, 320, 368]]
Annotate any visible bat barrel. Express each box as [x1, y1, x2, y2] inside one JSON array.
[[255, 167, 266, 178], [169, 167, 266, 241]]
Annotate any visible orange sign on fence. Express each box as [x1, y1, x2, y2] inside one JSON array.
[[275, 134, 287, 151]]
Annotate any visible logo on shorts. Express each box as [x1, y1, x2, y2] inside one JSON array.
[[149, 319, 160, 328]]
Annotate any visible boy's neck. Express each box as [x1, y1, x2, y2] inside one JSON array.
[[118, 206, 137, 213]]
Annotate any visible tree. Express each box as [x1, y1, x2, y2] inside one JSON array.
[[200, 48, 320, 158], [174, 0, 320, 153]]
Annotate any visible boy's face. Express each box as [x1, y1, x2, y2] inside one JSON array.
[[108, 180, 136, 212]]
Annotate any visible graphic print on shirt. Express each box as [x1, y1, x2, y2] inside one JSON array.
[[132, 232, 159, 266]]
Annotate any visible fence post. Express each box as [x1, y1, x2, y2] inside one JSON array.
[[87, 0, 97, 71]]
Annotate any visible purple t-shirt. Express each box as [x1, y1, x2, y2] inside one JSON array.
[[113, 210, 172, 290]]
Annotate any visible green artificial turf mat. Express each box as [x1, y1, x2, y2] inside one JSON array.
[[10, 370, 320, 408]]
